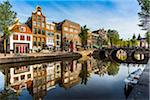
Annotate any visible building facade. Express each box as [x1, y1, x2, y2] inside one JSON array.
[[46, 23, 55, 50], [26, 6, 46, 51], [56, 20, 81, 51], [55, 31, 61, 51], [87, 31, 93, 49], [9, 23, 33, 54], [137, 37, 148, 48], [92, 29, 108, 48], [9, 65, 33, 93]]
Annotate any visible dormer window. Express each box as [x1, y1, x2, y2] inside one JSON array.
[[20, 26, 26, 32]]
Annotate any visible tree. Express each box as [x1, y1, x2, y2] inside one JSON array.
[[79, 25, 89, 49], [97, 35, 104, 48], [107, 62, 119, 76], [107, 29, 120, 47], [137, 34, 141, 39], [137, 0, 150, 31], [131, 34, 137, 47], [79, 61, 89, 85], [145, 31, 150, 48], [0, 0, 16, 56]]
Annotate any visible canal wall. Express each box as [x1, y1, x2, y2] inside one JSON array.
[[128, 59, 150, 100], [0, 52, 82, 64]]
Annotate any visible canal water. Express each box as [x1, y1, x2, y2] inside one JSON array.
[[0, 57, 147, 100]]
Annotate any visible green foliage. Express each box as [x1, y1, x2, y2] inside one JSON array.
[[107, 62, 119, 76], [79, 25, 89, 48], [138, 0, 150, 31], [145, 31, 150, 48], [131, 34, 138, 47], [137, 34, 141, 39], [145, 31, 150, 44], [132, 34, 136, 40], [0, 0, 16, 36], [107, 29, 120, 46]]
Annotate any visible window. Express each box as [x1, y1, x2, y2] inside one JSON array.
[[21, 75, 25, 80], [64, 27, 68, 31], [37, 22, 40, 27], [33, 21, 36, 26], [47, 25, 50, 29], [33, 41, 36, 46], [50, 26, 54, 30], [20, 35, 25, 40], [42, 17, 45, 22], [42, 42, 44, 47], [14, 77, 19, 82], [51, 33, 54, 36], [37, 16, 41, 21], [47, 32, 54, 36], [57, 34, 60, 39], [42, 38, 45, 47], [20, 26, 26, 32], [32, 15, 36, 20], [33, 28, 37, 34], [27, 36, 31, 41], [57, 65, 60, 69], [13, 34, 18, 40], [38, 29, 41, 34], [42, 23, 45, 28], [74, 30, 78, 33], [42, 30, 45, 35], [33, 37, 37, 46], [28, 74, 31, 79], [70, 28, 73, 32], [38, 41, 41, 46], [57, 41, 60, 45], [38, 38, 41, 46]]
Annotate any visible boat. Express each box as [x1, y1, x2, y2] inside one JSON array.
[[124, 68, 143, 85]]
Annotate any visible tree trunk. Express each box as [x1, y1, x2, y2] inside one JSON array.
[[4, 34, 6, 56]]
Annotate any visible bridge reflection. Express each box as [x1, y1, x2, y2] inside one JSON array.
[[93, 47, 149, 64]]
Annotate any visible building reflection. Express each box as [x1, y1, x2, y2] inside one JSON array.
[[92, 59, 120, 76], [59, 60, 81, 88], [0, 58, 120, 99], [10, 65, 33, 94]]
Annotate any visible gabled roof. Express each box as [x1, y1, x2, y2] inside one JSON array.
[[11, 24, 32, 34]]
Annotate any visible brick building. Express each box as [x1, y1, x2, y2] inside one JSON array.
[[26, 6, 46, 51], [56, 20, 81, 51]]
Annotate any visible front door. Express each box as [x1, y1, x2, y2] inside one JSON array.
[[15, 43, 29, 53]]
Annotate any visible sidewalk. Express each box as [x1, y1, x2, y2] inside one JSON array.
[[0, 51, 82, 64], [0, 51, 65, 58]]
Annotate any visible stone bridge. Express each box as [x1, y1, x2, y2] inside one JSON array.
[[98, 47, 150, 64]]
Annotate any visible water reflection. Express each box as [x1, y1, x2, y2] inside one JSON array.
[[92, 59, 120, 76], [0, 57, 146, 99]]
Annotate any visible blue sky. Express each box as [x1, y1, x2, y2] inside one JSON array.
[[0, 0, 146, 39]]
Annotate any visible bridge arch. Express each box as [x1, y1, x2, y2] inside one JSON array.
[[132, 49, 146, 61], [97, 47, 149, 63]]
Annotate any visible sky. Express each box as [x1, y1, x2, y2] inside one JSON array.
[[0, 0, 146, 39]]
